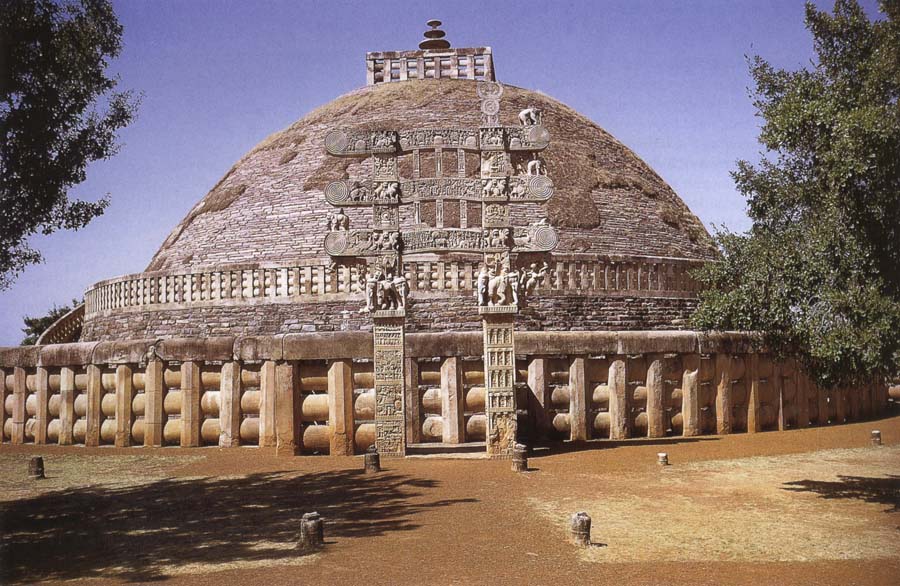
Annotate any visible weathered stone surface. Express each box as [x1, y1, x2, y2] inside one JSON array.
[[38, 342, 98, 367]]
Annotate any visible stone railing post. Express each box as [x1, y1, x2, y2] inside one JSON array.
[[218, 361, 241, 447], [58, 366, 75, 445], [440, 356, 465, 444], [608, 357, 630, 440], [35, 367, 49, 444], [715, 354, 733, 434], [115, 365, 134, 447], [569, 356, 588, 442], [85, 364, 103, 447], [275, 361, 299, 457], [144, 359, 164, 447], [180, 361, 201, 447], [817, 380, 830, 425], [12, 367, 27, 444], [527, 357, 552, 441], [645, 354, 665, 438], [680, 354, 700, 437], [404, 357, 422, 445], [259, 360, 277, 448], [747, 354, 761, 433], [328, 359, 355, 455], [797, 368, 810, 428]]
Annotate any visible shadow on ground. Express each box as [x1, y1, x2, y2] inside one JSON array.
[[782, 475, 900, 513], [0, 468, 475, 584], [529, 435, 718, 457]]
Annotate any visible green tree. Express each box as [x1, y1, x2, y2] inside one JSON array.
[[0, 0, 138, 290], [693, 0, 900, 388], [20, 297, 80, 345]]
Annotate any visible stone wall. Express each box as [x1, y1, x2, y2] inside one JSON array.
[[81, 293, 699, 341], [1, 332, 893, 456]]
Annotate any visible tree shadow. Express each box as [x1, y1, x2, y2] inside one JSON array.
[[531, 435, 718, 457], [0, 468, 476, 584], [782, 475, 900, 513]]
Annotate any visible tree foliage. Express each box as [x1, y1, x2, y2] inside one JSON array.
[[20, 297, 80, 345], [693, 0, 900, 388], [0, 0, 138, 290]]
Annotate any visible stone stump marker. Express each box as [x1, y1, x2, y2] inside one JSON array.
[[298, 512, 324, 550], [570, 512, 591, 546], [481, 305, 518, 458], [28, 456, 45, 480], [373, 310, 406, 457]]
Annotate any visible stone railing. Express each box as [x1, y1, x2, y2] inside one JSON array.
[[37, 303, 85, 345], [0, 331, 891, 456], [366, 47, 495, 85], [83, 255, 705, 316]]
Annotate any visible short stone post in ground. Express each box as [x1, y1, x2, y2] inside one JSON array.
[[570, 512, 591, 547], [511, 443, 528, 472], [657, 452, 669, 466], [28, 456, 45, 479], [364, 446, 381, 473], [871, 430, 882, 446], [298, 512, 324, 551]]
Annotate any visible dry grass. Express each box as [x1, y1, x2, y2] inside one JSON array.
[[0, 453, 204, 502], [529, 446, 900, 563]]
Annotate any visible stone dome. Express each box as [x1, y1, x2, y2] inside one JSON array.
[[148, 80, 712, 271], [81, 78, 716, 341]]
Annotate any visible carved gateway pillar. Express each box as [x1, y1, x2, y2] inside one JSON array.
[[481, 306, 518, 457], [373, 310, 406, 456]]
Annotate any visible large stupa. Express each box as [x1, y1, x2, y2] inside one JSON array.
[[72, 22, 716, 342]]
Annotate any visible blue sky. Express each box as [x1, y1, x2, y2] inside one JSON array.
[[0, 0, 884, 345]]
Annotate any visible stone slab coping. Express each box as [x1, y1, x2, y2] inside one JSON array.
[[0, 331, 763, 368]]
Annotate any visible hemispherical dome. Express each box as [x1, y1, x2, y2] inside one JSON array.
[[81, 78, 716, 341], [147, 80, 713, 272]]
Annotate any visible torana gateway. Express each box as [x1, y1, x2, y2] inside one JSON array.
[[1, 24, 891, 457]]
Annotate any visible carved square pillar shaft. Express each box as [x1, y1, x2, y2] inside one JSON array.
[[373, 310, 406, 456], [481, 306, 517, 458]]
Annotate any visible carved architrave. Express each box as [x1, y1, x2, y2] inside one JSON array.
[[374, 318, 405, 457], [479, 127, 506, 151], [401, 228, 482, 253], [401, 178, 481, 201], [325, 180, 401, 206], [325, 129, 398, 156], [398, 129, 479, 151], [324, 230, 402, 256], [482, 312, 517, 458]]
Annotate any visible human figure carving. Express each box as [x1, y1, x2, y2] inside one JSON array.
[[523, 262, 549, 297], [518, 106, 542, 126], [476, 265, 492, 306]]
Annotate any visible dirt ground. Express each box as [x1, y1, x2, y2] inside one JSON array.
[[1, 414, 899, 586]]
